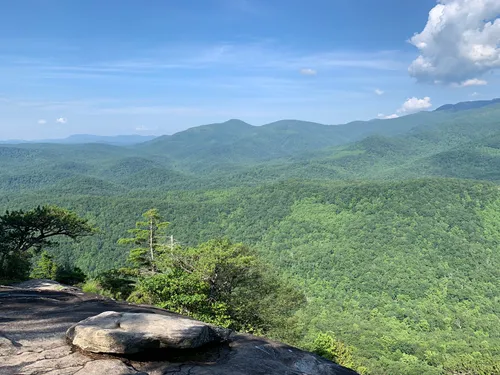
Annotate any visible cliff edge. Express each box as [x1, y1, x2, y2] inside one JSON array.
[[0, 281, 359, 375]]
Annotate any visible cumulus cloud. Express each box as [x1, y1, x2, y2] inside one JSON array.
[[37, 119, 47, 124], [300, 68, 317, 76], [379, 96, 432, 120], [398, 97, 432, 114], [56, 117, 67, 124], [408, 0, 500, 85], [375, 89, 384, 95]]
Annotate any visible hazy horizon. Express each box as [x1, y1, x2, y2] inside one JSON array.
[[0, 114, 403, 141], [1, 0, 499, 139]]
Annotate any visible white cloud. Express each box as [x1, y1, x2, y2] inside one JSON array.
[[471, 92, 480, 97], [455, 78, 488, 87], [300, 68, 317, 76], [12, 44, 405, 81], [378, 113, 399, 119], [409, 0, 500, 85], [398, 97, 432, 114], [379, 96, 432, 120], [56, 117, 67, 124], [37, 119, 47, 124], [375, 89, 384, 95]]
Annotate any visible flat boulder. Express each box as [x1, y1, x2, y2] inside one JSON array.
[[66, 311, 231, 355]]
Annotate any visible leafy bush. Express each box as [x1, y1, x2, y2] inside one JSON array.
[[30, 251, 59, 280], [56, 266, 86, 285], [311, 332, 356, 369]]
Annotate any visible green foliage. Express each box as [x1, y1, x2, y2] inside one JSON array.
[[28, 251, 86, 285], [0, 205, 94, 279], [56, 266, 86, 285], [311, 332, 357, 371], [118, 208, 169, 272], [1, 205, 95, 251], [129, 270, 217, 320], [30, 251, 59, 280], [116, 233, 306, 334], [81, 279, 103, 295], [442, 352, 500, 375], [0, 245, 31, 279], [95, 268, 136, 300], [1, 179, 499, 374]]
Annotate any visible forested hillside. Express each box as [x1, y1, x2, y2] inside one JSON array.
[[1, 102, 499, 192], [1, 100, 499, 375]]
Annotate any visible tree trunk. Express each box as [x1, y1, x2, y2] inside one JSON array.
[[149, 217, 155, 271]]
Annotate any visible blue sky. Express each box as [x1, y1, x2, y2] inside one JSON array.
[[0, 0, 499, 139]]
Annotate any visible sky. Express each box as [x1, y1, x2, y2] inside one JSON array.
[[0, 0, 499, 139]]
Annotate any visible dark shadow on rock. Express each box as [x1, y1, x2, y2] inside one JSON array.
[[70, 341, 232, 364]]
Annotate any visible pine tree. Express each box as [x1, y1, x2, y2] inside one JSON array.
[[0, 205, 94, 279], [118, 209, 169, 273]]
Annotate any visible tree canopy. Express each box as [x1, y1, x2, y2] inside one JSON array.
[[0, 205, 94, 279], [103, 210, 305, 335]]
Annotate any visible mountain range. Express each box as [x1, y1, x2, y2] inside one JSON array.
[[1, 98, 500, 375], [1, 98, 499, 193], [0, 134, 156, 146], [2, 97, 499, 149]]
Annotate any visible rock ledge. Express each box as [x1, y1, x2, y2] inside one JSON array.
[[0, 283, 359, 375], [66, 311, 231, 354]]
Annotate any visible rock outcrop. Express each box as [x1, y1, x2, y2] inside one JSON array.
[[74, 360, 148, 375], [0, 282, 359, 375], [12, 279, 84, 293], [67, 311, 231, 354]]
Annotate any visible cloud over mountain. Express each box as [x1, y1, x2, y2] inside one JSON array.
[[398, 97, 432, 113], [381, 96, 433, 119]]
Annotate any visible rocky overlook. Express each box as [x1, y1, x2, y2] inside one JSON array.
[[0, 281, 359, 375]]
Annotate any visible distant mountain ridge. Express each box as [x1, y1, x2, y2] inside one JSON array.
[[2, 98, 498, 148], [0, 134, 157, 146], [0, 98, 499, 183], [435, 98, 500, 112], [136, 113, 445, 167]]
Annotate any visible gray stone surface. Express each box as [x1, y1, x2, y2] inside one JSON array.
[[67, 311, 231, 354], [0, 282, 359, 375], [74, 360, 147, 375], [12, 279, 84, 294]]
